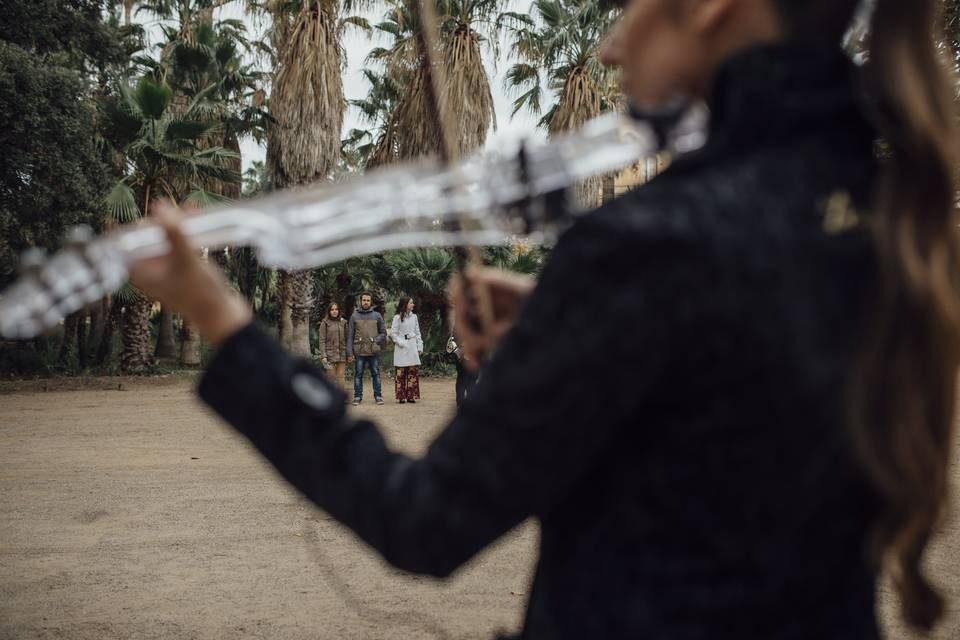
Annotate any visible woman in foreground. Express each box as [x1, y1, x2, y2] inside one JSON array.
[[133, 0, 959, 636]]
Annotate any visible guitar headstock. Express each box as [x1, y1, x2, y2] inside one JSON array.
[[0, 226, 128, 339]]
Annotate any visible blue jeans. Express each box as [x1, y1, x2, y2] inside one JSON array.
[[353, 354, 382, 400]]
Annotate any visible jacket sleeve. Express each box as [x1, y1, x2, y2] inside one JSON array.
[[318, 321, 328, 358], [376, 313, 386, 345], [415, 315, 423, 352], [346, 314, 355, 357], [389, 315, 403, 348], [197, 211, 678, 578]]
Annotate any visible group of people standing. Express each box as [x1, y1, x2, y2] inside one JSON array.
[[317, 292, 423, 405]]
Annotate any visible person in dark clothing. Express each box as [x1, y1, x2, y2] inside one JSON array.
[[131, 0, 959, 637], [446, 335, 477, 407]]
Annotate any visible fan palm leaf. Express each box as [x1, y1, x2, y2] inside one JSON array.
[[501, 0, 620, 207], [268, 0, 345, 188]]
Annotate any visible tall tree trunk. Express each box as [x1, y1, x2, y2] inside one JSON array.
[[602, 173, 616, 204], [223, 132, 242, 200], [95, 297, 122, 367], [88, 298, 106, 358], [58, 312, 79, 366], [76, 312, 89, 370], [289, 269, 314, 356], [236, 248, 258, 305], [180, 319, 202, 366], [155, 307, 177, 360], [121, 292, 154, 372], [278, 269, 293, 348], [124, 187, 156, 370], [259, 271, 271, 315]]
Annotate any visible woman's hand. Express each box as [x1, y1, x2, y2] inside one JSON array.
[[448, 267, 535, 372], [128, 202, 252, 345]]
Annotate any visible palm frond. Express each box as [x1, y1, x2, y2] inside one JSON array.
[[134, 76, 173, 120], [105, 181, 142, 223], [183, 188, 232, 208]]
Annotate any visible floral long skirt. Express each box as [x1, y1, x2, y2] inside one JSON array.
[[395, 366, 421, 402]]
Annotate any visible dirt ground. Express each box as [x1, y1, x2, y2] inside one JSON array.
[[0, 375, 959, 639]]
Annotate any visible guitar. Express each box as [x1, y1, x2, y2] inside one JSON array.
[[0, 108, 708, 340]]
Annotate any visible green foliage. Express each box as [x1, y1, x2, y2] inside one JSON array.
[[0, 340, 53, 377], [242, 160, 270, 196], [99, 72, 241, 214], [384, 248, 458, 303], [0, 0, 125, 72], [500, 0, 619, 129], [0, 41, 111, 289]]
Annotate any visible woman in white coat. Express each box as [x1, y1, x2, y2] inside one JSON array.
[[390, 297, 423, 403]]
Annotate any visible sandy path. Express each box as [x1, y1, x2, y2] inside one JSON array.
[[0, 375, 958, 639], [0, 376, 534, 639]]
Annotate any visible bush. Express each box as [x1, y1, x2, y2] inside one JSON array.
[[0, 341, 51, 377]]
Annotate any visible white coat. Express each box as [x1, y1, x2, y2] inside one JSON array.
[[390, 313, 423, 367]]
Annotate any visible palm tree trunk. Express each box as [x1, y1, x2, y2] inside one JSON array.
[[259, 272, 271, 315], [76, 312, 89, 370], [58, 312, 79, 367], [123, 186, 156, 370], [180, 318, 202, 366], [237, 248, 258, 305], [575, 176, 602, 210], [155, 307, 177, 360], [223, 132, 242, 200], [278, 269, 293, 348], [121, 292, 154, 372], [289, 269, 313, 356], [95, 297, 122, 367], [88, 298, 106, 358], [602, 173, 616, 204]]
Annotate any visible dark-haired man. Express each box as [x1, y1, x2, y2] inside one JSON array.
[[347, 292, 386, 405]]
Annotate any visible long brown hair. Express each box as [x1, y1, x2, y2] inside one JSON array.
[[778, 0, 960, 630], [395, 296, 413, 320], [324, 302, 342, 322]]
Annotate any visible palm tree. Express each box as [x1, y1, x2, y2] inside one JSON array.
[[501, 0, 619, 207], [363, 0, 498, 163], [384, 248, 458, 342], [142, 5, 269, 362], [434, 0, 499, 153], [343, 69, 403, 168], [262, 0, 367, 356], [100, 73, 240, 370]]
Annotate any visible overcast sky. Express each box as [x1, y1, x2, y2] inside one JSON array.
[[206, 2, 548, 172]]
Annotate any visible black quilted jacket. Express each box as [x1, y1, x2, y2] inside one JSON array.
[[199, 43, 883, 639]]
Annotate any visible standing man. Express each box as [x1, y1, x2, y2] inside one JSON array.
[[347, 292, 386, 406]]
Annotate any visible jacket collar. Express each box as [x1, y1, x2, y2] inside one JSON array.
[[674, 43, 873, 166]]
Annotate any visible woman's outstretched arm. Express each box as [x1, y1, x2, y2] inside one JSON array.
[[133, 203, 674, 577]]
